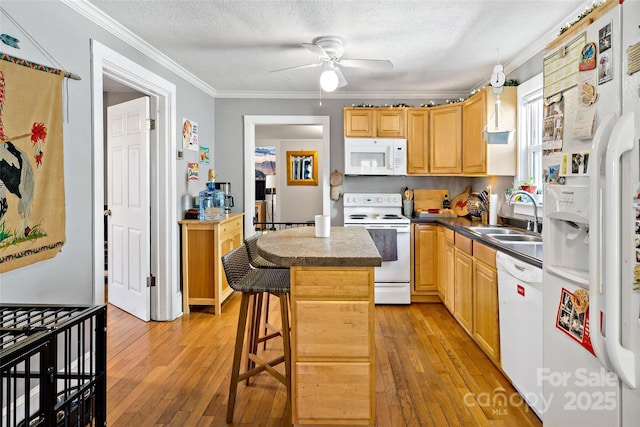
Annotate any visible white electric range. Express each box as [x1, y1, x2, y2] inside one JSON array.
[[343, 193, 411, 304]]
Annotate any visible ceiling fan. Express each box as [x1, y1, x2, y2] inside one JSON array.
[[270, 36, 394, 92]]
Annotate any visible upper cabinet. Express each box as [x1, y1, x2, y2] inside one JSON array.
[[430, 104, 462, 175], [344, 108, 406, 138], [462, 86, 517, 175], [344, 87, 516, 177], [406, 108, 429, 174]]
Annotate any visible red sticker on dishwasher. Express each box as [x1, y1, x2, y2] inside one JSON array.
[[517, 284, 525, 296]]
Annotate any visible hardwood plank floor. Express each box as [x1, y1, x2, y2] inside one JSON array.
[[106, 295, 541, 426]]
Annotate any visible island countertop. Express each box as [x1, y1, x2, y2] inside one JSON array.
[[257, 226, 382, 267]]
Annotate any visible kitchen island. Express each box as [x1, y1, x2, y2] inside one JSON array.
[[258, 226, 381, 426]]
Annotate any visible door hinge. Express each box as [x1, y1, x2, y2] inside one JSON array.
[[145, 118, 156, 130], [146, 275, 156, 287]]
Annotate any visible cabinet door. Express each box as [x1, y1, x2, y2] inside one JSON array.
[[414, 225, 438, 294], [406, 109, 429, 174], [462, 91, 487, 174], [344, 109, 374, 137], [443, 242, 455, 311], [376, 109, 405, 137], [454, 249, 473, 332], [430, 104, 462, 174], [473, 259, 500, 362]]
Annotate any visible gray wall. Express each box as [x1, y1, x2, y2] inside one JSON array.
[[0, 1, 215, 304]]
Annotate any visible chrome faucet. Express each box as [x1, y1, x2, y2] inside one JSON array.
[[508, 191, 540, 233]]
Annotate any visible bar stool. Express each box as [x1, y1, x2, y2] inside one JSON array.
[[244, 233, 288, 354], [221, 244, 291, 424]]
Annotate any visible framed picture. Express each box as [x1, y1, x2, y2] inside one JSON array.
[[286, 150, 318, 186]]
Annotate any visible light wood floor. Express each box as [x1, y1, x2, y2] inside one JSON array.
[[106, 295, 542, 427]]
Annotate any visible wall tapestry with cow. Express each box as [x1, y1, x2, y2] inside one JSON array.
[[0, 56, 65, 273]]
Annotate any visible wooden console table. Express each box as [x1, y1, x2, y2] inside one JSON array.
[[179, 213, 244, 314]]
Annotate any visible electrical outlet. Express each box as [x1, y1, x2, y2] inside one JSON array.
[[177, 150, 183, 160]]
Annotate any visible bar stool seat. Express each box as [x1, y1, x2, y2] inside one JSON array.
[[245, 232, 285, 269], [221, 244, 291, 424]]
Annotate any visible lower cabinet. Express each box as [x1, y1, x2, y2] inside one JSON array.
[[413, 224, 439, 296], [437, 227, 455, 311], [442, 229, 501, 365], [472, 242, 500, 363], [454, 240, 473, 333]]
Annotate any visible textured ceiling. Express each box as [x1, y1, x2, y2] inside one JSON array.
[[86, 0, 587, 97]]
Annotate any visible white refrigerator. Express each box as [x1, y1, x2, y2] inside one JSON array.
[[542, 1, 640, 426]]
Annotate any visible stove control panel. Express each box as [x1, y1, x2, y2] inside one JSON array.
[[344, 193, 402, 207]]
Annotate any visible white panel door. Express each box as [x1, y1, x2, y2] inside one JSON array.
[[107, 97, 150, 321]]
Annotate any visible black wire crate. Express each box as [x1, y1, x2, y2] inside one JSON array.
[[0, 305, 107, 427]]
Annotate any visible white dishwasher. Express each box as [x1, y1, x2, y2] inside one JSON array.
[[496, 251, 544, 420]]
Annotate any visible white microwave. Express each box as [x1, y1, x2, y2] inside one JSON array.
[[344, 138, 407, 176]]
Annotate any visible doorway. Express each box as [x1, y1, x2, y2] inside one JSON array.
[[91, 40, 181, 321], [243, 116, 331, 239]]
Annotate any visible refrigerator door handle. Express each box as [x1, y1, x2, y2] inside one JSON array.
[[605, 111, 637, 389], [589, 113, 617, 371]]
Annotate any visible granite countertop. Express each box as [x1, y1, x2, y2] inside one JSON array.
[[257, 226, 382, 267], [411, 216, 543, 268]]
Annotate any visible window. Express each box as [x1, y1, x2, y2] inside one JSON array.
[[517, 73, 543, 190]]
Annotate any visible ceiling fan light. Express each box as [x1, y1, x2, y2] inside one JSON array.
[[320, 69, 339, 92]]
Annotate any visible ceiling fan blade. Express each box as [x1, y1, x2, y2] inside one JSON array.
[[302, 42, 329, 59], [335, 67, 348, 88], [269, 63, 321, 73], [339, 59, 394, 70]]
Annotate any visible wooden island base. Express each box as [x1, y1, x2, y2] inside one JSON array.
[[258, 227, 381, 426]]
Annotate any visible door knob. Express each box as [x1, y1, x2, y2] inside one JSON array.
[[104, 209, 112, 216]]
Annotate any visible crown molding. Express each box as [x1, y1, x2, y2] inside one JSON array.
[[61, 0, 217, 97], [214, 89, 469, 101]]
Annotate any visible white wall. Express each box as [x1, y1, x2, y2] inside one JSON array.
[[256, 138, 323, 223], [0, 1, 215, 304]]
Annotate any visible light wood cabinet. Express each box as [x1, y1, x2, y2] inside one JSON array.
[[413, 224, 438, 294], [291, 266, 375, 425], [462, 86, 517, 175], [438, 227, 455, 311], [178, 213, 244, 314], [406, 108, 430, 174], [453, 233, 473, 333], [472, 241, 500, 363], [430, 104, 462, 174], [344, 107, 406, 138]]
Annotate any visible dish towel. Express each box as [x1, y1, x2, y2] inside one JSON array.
[[367, 229, 398, 262]]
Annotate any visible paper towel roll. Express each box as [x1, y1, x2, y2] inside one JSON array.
[[315, 215, 330, 238], [489, 194, 499, 225]]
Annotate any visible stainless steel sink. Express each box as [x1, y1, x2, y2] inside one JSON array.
[[468, 226, 522, 235], [487, 234, 543, 243]]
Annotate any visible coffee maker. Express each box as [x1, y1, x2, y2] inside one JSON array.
[[214, 182, 234, 213]]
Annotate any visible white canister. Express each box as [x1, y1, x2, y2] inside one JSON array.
[[314, 215, 331, 238]]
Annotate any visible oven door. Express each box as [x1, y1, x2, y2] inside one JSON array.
[[365, 224, 411, 283]]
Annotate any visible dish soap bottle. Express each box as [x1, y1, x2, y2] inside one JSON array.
[[442, 194, 450, 210], [199, 169, 226, 221]]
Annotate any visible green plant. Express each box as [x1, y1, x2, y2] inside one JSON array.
[[520, 176, 535, 187]]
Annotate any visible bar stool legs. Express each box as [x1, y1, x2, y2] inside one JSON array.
[[226, 291, 291, 424]]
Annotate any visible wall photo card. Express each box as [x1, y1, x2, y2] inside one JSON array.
[[182, 118, 199, 151]]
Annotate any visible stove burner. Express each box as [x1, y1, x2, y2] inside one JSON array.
[[349, 214, 367, 219], [383, 214, 401, 219]]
